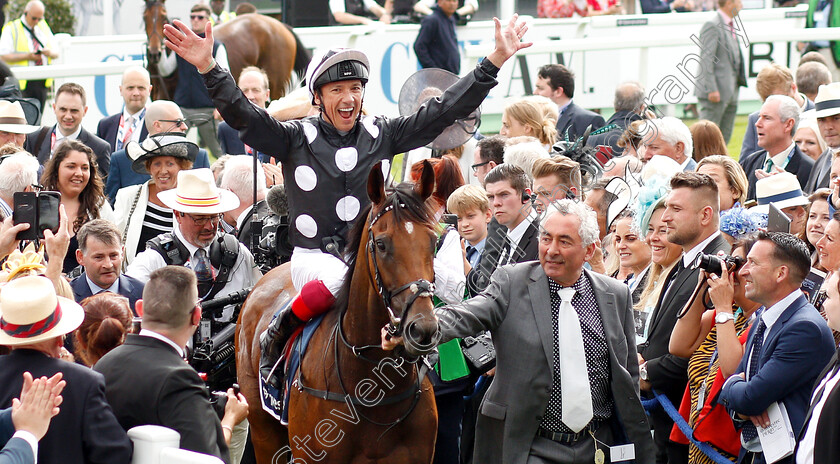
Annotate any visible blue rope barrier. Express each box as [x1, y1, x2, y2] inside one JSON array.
[[646, 390, 735, 464]]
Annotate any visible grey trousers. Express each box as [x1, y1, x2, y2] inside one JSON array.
[[698, 95, 738, 144], [526, 424, 614, 464]]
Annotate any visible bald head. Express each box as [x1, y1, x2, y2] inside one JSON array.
[[23, 1, 44, 28], [120, 66, 151, 114], [145, 100, 185, 135], [614, 81, 645, 113]]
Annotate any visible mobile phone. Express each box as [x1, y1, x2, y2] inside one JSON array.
[[37, 191, 60, 238], [13, 191, 37, 241], [442, 214, 458, 225], [767, 202, 791, 233]]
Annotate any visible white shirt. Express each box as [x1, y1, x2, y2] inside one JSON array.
[[54, 124, 82, 145], [796, 352, 840, 464], [116, 107, 145, 147], [681, 230, 722, 269], [86, 274, 119, 295], [0, 15, 54, 64], [139, 328, 185, 358], [765, 142, 797, 170], [500, 209, 537, 265]]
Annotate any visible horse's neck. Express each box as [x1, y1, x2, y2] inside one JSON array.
[[343, 251, 391, 349]]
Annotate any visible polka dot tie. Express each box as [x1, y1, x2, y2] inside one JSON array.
[[556, 287, 593, 433]]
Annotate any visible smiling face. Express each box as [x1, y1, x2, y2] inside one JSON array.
[[817, 219, 840, 271], [819, 114, 840, 149], [53, 91, 87, 137], [739, 240, 782, 306], [645, 207, 682, 267], [807, 198, 831, 247], [697, 163, 738, 211], [76, 236, 122, 289], [539, 211, 595, 286], [315, 79, 363, 133], [613, 217, 651, 273], [823, 270, 840, 331], [58, 150, 91, 198], [148, 155, 182, 191]]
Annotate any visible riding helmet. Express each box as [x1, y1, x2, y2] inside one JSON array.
[[305, 48, 370, 104]]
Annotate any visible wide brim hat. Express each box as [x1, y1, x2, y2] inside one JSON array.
[[0, 275, 84, 346], [751, 172, 810, 214], [0, 100, 41, 134], [398, 68, 481, 151], [814, 82, 840, 118], [157, 168, 240, 214], [126, 133, 199, 175]]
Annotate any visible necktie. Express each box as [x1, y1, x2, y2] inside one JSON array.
[[556, 287, 593, 433], [499, 237, 513, 266], [728, 20, 736, 39], [742, 317, 767, 442], [764, 157, 774, 173], [119, 116, 135, 150], [194, 248, 214, 297], [466, 246, 477, 265], [30, 31, 42, 66]]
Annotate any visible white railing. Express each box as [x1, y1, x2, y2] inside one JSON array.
[[128, 425, 224, 464]]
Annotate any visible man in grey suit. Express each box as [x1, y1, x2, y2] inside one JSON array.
[[695, 0, 747, 143], [385, 199, 654, 464]]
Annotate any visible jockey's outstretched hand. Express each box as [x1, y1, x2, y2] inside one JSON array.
[[486, 14, 533, 68], [163, 20, 215, 73]]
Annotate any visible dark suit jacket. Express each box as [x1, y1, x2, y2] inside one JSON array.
[[438, 265, 655, 464], [639, 233, 730, 406], [720, 295, 834, 464], [467, 216, 539, 296], [0, 408, 32, 464], [96, 112, 149, 153], [739, 145, 814, 201], [585, 109, 642, 156], [236, 200, 271, 247], [804, 147, 833, 194], [218, 121, 244, 155], [794, 349, 840, 463], [740, 99, 814, 161], [105, 147, 211, 205], [556, 102, 605, 142], [69, 272, 145, 312], [0, 349, 132, 464], [93, 334, 230, 463], [24, 126, 112, 180]]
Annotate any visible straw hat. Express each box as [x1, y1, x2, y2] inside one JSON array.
[[814, 82, 840, 118], [0, 275, 84, 346], [126, 133, 198, 174], [751, 172, 810, 214], [0, 101, 40, 134], [157, 168, 240, 214]]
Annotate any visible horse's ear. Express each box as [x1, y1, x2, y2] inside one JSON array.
[[415, 160, 435, 201], [367, 162, 386, 205]]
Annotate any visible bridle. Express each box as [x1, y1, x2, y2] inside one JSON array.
[[366, 202, 435, 340], [143, 0, 172, 100]]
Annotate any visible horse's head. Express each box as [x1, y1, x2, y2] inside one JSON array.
[[365, 161, 440, 357], [143, 0, 168, 59]]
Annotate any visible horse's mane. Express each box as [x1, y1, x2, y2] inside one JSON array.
[[333, 182, 437, 314]]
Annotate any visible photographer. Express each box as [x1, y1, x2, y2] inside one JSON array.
[[94, 266, 248, 464], [669, 238, 761, 463]]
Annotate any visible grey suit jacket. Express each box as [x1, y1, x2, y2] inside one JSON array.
[[805, 147, 833, 194], [437, 263, 654, 464], [695, 12, 746, 102], [0, 409, 32, 464]]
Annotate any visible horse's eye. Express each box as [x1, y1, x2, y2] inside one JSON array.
[[375, 239, 387, 253]]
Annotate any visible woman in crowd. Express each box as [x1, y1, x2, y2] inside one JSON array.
[[114, 136, 197, 266], [794, 114, 827, 162], [499, 99, 557, 150], [618, 120, 645, 158], [634, 195, 682, 343], [690, 120, 728, 162], [670, 237, 760, 464], [40, 139, 113, 273], [795, 269, 840, 463], [696, 155, 748, 212], [612, 211, 651, 304], [74, 293, 133, 366], [816, 213, 840, 272], [805, 189, 832, 271]]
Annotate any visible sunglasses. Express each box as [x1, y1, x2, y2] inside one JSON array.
[[190, 14, 208, 20], [183, 213, 222, 227], [159, 118, 189, 129]]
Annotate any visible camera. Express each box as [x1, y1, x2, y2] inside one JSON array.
[[692, 252, 745, 276], [252, 213, 292, 274]]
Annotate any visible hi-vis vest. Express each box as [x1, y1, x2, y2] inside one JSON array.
[[1, 18, 53, 89], [209, 10, 236, 25]]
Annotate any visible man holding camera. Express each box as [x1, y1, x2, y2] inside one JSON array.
[[94, 266, 249, 463], [720, 232, 834, 464], [639, 172, 729, 463]]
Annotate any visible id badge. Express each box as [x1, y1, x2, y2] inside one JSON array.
[[610, 444, 635, 462]]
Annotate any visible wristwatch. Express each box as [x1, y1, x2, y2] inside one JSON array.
[[715, 312, 736, 324], [640, 362, 648, 381]]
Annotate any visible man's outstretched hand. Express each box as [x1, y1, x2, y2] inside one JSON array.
[[486, 15, 532, 69], [163, 20, 215, 72]]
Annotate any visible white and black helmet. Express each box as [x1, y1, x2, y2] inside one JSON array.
[[305, 48, 370, 104]]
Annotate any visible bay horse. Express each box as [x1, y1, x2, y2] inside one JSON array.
[[236, 162, 440, 463], [143, 1, 311, 102]]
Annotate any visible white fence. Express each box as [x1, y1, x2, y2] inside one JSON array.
[[128, 425, 224, 464]]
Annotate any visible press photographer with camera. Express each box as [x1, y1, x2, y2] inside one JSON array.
[[669, 239, 762, 462]]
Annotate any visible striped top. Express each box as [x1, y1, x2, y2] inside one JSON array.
[[137, 201, 173, 254]]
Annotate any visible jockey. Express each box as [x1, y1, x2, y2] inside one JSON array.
[[162, 16, 531, 388]]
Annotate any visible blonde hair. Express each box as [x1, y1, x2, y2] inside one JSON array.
[[504, 99, 557, 146], [696, 155, 748, 207], [447, 184, 490, 216], [796, 114, 828, 155]]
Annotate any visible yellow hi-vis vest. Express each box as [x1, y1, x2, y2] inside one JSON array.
[[209, 10, 236, 25], [2, 18, 53, 90]]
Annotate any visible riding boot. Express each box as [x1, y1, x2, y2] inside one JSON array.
[[259, 279, 336, 390]]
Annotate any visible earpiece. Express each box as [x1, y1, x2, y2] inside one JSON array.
[[522, 192, 531, 204]]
